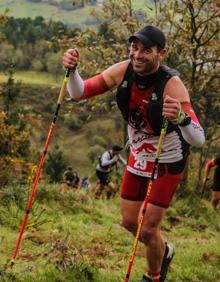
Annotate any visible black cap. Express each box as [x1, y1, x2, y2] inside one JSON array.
[[129, 25, 166, 49], [112, 144, 123, 151]]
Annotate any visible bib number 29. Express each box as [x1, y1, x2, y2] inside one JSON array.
[[134, 159, 147, 170]]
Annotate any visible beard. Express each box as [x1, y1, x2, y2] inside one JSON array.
[[130, 55, 158, 75]]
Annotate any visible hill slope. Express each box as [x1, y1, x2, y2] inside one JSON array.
[[0, 0, 100, 28], [0, 0, 152, 27], [0, 184, 219, 282]]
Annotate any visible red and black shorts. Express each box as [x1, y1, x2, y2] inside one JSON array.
[[120, 162, 185, 208]]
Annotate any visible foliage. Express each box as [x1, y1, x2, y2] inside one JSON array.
[[64, 114, 82, 131], [154, 0, 220, 189], [87, 144, 105, 164], [46, 51, 64, 79], [0, 68, 30, 158], [44, 144, 68, 182], [0, 16, 74, 73], [0, 68, 32, 185]]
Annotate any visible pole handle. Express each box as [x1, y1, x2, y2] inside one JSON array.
[[57, 68, 72, 104]]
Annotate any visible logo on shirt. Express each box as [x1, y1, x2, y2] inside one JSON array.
[[121, 81, 128, 88], [151, 93, 157, 101]]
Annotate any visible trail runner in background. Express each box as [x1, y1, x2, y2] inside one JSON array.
[[203, 154, 220, 210], [63, 166, 80, 189], [62, 25, 205, 282], [95, 144, 126, 199]]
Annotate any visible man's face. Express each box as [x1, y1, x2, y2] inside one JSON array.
[[113, 150, 120, 156], [129, 39, 165, 75]]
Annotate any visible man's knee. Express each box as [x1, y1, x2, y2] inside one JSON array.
[[141, 223, 159, 245], [121, 218, 138, 234]]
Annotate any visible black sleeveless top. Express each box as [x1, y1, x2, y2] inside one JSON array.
[[116, 63, 180, 135]]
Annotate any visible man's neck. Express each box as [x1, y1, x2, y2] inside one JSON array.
[[137, 63, 160, 77]]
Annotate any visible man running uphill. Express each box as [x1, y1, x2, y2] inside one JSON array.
[[95, 144, 126, 199], [63, 25, 205, 282]]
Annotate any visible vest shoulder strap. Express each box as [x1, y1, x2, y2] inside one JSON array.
[[116, 63, 134, 121], [154, 65, 179, 98]]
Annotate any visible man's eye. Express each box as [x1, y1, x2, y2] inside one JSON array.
[[131, 45, 138, 50], [143, 49, 151, 54]]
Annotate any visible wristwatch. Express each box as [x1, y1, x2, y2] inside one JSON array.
[[179, 113, 191, 126]]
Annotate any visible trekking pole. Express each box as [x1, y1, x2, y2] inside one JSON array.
[[124, 118, 168, 282], [201, 178, 208, 196], [10, 68, 72, 267]]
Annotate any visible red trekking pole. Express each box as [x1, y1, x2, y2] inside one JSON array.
[[10, 68, 72, 266], [124, 118, 168, 282]]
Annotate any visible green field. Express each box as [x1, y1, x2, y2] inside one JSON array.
[[0, 0, 153, 27], [0, 71, 63, 86], [0, 0, 100, 28]]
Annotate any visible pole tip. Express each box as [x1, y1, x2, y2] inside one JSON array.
[[10, 259, 15, 268]]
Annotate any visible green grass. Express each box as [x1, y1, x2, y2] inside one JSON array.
[[0, 71, 63, 86], [131, 0, 154, 10], [0, 184, 220, 282]]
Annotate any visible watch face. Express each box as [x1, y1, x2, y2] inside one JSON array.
[[181, 115, 191, 126]]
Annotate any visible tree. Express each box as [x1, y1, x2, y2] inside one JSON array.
[[0, 66, 21, 116], [46, 51, 63, 80], [0, 66, 31, 185], [44, 145, 68, 182]]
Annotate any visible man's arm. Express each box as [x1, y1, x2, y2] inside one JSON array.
[[203, 159, 215, 183], [119, 154, 127, 166], [63, 48, 129, 100], [163, 76, 205, 147]]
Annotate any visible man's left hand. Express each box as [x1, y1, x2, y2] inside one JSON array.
[[163, 96, 185, 124]]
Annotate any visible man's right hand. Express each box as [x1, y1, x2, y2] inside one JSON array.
[[113, 155, 120, 162], [63, 48, 80, 69]]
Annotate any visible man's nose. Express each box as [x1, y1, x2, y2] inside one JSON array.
[[134, 49, 144, 58]]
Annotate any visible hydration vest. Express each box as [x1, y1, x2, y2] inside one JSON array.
[[116, 63, 179, 135], [98, 151, 114, 170]]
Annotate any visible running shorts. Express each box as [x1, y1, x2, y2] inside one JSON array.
[[96, 170, 110, 185], [120, 166, 184, 208]]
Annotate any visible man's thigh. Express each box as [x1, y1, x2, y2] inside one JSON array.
[[121, 198, 142, 223], [120, 169, 183, 209]]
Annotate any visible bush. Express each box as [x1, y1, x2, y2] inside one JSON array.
[[93, 136, 107, 147], [87, 144, 104, 164], [44, 145, 68, 182], [64, 115, 82, 131]]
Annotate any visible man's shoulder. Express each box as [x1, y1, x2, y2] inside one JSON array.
[[164, 75, 190, 102], [102, 60, 130, 87]]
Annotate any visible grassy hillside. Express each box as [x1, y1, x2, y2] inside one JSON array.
[[0, 184, 219, 282], [0, 0, 153, 27], [0, 76, 125, 178], [0, 0, 100, 28], [0, 71, 63, 86]]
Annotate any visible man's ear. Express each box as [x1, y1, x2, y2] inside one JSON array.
[[159, 48, 166, 59]]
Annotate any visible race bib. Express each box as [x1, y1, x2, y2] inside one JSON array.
[[127, 153, 158, 178]]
